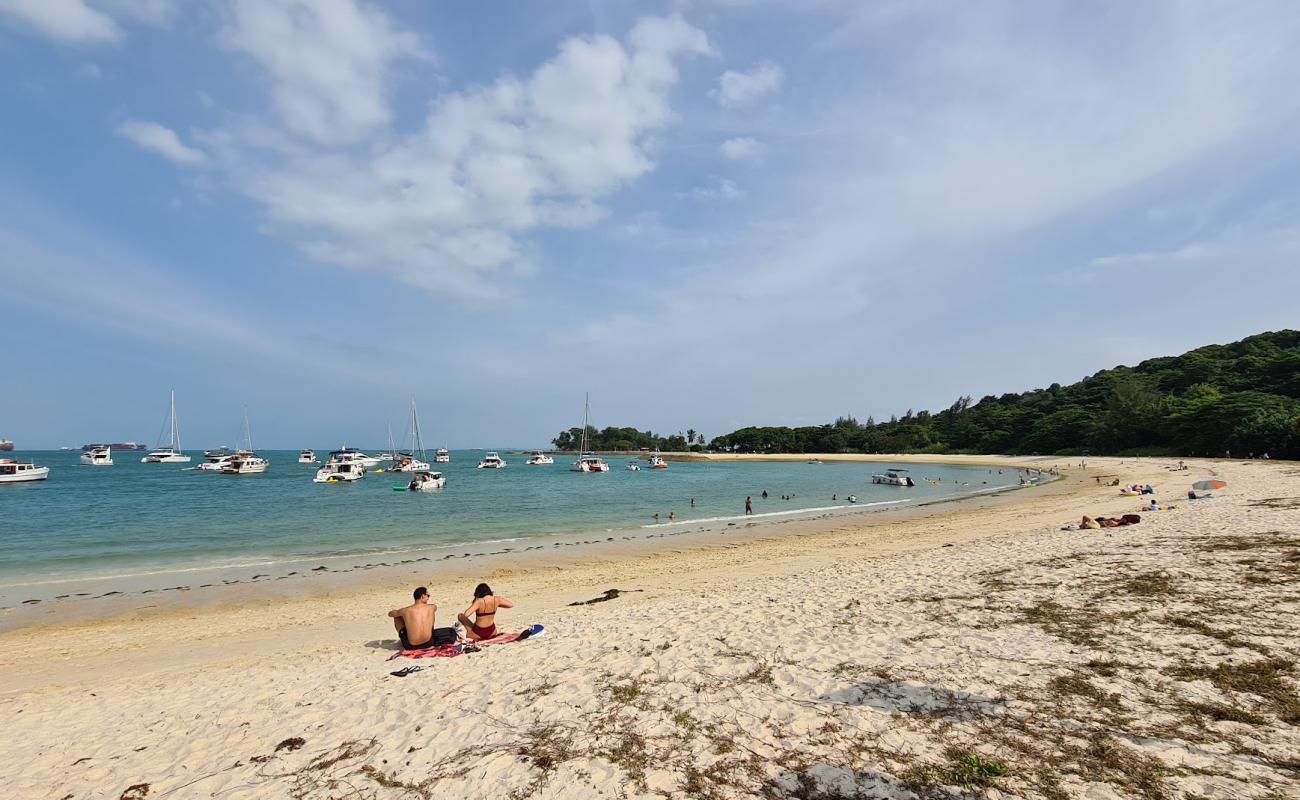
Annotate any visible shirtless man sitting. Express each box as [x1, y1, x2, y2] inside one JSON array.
[[388, 586, 437, 649]]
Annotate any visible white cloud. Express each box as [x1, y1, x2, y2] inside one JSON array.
[[0, 0, 120, 43], [717, 62, 784, 107], [208, 12, 712, 298], [678, 177, 743, 200], [719, 136, 764, 160], [221, 0, 424, 146], [99, 0, 175, 25], [117, 120, 207, 166]]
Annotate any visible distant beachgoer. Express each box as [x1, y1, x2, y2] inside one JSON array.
[[1081, 516, 1100, 530], [832, 494, 837, 501], [653, 513, 660, 523], [459, 583, 513, 641], [761, 490, 768, 499], [745, 496, 753, 515], [388, 586, 437, 649], [669, 511, 676, 521], [690, 498, 695, 508]]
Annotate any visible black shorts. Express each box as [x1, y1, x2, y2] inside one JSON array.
[[399, 629, 434, 650]]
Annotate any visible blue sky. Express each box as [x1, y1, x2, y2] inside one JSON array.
[[2, 0, 1299, 450]]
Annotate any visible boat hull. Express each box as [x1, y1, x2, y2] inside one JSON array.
[[0, 466, 49, 483]]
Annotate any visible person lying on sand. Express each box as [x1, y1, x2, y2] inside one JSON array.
[[458, 583, 514, 641], [388, 586, 438, 649]]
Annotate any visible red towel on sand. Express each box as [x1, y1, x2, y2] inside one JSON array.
[[387, 630, 525, 661]]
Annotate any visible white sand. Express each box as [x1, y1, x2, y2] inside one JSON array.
[[3, 456, 1298, 799]]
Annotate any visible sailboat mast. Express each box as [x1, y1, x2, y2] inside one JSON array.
[[170, 390, 181, 451], [411, 399, 426, 460]]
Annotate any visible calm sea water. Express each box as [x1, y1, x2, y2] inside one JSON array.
[[0, 450, 1023, 603]]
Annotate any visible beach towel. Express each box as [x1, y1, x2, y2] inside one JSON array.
[[386, 625, 543, 661]]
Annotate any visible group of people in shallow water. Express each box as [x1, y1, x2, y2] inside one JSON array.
[[387, 582, 513, 650]]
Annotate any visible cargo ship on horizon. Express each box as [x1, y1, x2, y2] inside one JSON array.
[[81, 441, 149, 451]]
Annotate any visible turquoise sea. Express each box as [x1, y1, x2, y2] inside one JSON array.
[[0, 450, 1026, 605]]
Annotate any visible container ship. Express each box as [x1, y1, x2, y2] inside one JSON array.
[[0, 439, 13, 452], [81, 441, 149, 451]]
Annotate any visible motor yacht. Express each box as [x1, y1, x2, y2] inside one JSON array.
[[434, 448, 450, 463], [314, 459, 365, 483], [477, 452, 507, 469], [871, 468, 915, 487], [526, 451, 554, 465], [298, 449, 318, 464], [223, 449, 269, 474], [626, 459, 641, 471], [407, 470, 446, 491], [649, 454, 668, 470], [80, 446, 113, 466], [191, 448, 233, 472], [0, 458, 49, 483], [329, 447, 381, 468]]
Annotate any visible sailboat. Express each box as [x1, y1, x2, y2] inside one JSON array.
[[571, 392, 609, 473], [389, 399, 431, 473], [222, 409, 269, 474], [141, 390, 191, 463]]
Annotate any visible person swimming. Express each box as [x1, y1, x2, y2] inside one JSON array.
[[458, 582, 514, 641]]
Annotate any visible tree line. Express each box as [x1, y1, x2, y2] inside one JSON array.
[[552, 331, 1300, 459], [707, 330, 1300, 459]]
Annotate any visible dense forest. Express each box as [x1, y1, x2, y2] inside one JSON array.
[[553, 331, 1300, 459], [708, 330, 1300, 459]]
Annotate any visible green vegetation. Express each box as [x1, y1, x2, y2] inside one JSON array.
[[552, 426, 706, 452], [706, 330, 1300, 457]]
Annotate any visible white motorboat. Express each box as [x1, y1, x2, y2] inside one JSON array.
[[314, 459, 365, 482], [570, 394, 609, 472], [192, 448, 234, 472], [329, 447, 381, 468], [871, 468, 915, 487], [389, 400, 431, 472], [80, 446, 113, 466], [219, 411, 269, 475], [0, 458, 49, 483], [477, 451, 507, 469], [626, 459, 641, 471], [141, 390, 191, 463], [649, 454, 668, 470], [298, 449, 317, 464], [434, 448, 450, 463], [407, 470, 446, 491], [223, 450, 269, 474], [526, 451, 554, 465]]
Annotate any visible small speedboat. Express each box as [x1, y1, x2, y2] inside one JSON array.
[[871, 468, 915, 487], [314, 459, 365, 483], [477, 452, 507, 469], [407, 470, 446, 491], [626, 459, 641, 471], [80, 446, 113, 466], [526, 451, 554, 465], [649, 454, 668, 470], [298, 449, 318, 464], [193, 448, 234, 472], [0, 458, 49, 483]]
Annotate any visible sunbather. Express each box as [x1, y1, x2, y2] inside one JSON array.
[[388, 586, 438, 649], [459, 583, 514, 641]]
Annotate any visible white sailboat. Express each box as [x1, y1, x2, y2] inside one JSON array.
[[222, 410, 269, 474], [389, 402, 431, 472], [571, 393, 609, 473], [141, 390, 191, 463]]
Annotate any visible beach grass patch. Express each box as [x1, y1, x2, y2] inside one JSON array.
[[1021, 599, 1103, 646], [1046, 673, 1121, 711], [1116, 570, 1178, 597], [906, 747, 1009, 791], [1171, 658, 1300, 723], [1179, 701, 1267, 726]]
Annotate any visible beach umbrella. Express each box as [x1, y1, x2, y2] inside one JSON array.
[[1193, 479, 1227, 490]]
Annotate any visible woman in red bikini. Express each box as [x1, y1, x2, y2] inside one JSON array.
[[458, 582, 514, 641]]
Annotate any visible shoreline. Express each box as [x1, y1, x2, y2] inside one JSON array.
[[0, 455, 1054, 632]]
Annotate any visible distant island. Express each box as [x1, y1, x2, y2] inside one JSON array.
[[555, 330, 1300, 459]]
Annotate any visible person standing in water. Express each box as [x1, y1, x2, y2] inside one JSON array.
[[745, 496, 753, 515]]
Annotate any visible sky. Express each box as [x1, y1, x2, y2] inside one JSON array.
[[2, 0, 1299, 450]]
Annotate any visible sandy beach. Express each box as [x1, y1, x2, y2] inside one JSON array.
[[4, 455, 1298, 799]]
